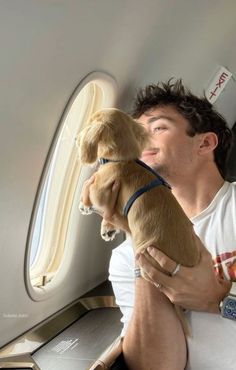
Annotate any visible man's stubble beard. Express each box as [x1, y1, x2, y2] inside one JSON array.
[[151, 163, 171, 179]]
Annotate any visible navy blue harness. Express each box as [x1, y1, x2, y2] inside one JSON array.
[[98, 158, 171, 217]]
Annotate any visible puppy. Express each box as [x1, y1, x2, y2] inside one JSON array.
[[77, 108, 200, 333]]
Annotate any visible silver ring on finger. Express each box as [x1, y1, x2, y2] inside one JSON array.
[[154, 282, 162, 289], [171, 263, 181, 277]]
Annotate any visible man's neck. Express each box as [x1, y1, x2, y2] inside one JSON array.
[[169, 169, 225, 219]]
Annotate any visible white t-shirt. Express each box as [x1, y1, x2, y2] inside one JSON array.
[[109, 181, 236, 370]]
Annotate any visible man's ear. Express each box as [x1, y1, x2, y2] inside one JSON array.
[[198, 132, 218, 154]]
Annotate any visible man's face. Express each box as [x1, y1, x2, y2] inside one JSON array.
[[138, 105, 202, 179]]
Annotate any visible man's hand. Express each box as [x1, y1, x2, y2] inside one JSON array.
[[137, 236, 232, 313]]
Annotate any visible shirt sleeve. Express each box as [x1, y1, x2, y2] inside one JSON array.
[[108, 239, 135, 337]]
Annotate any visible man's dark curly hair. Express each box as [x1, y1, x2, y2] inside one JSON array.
[[131, 79, 233, 178]]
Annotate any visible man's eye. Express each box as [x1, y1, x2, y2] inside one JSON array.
[[152, 126, 165, 133]]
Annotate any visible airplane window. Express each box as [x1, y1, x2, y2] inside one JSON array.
[[25, 73, 117, 300]]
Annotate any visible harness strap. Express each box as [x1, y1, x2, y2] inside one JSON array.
[[98, 158, 121, 165], [98, 157, 171, 217], [123, 177, 166, 216], [98, 158, 110, 165], [135, 159, 171, 188]]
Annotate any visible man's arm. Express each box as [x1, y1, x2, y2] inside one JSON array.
[[122, 277, 187, 370], [109, 246, 187, 370]]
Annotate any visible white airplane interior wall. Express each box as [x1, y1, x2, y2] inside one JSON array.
[[0, 0, 236, 359]]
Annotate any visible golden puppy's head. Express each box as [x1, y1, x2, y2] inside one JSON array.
[[77, 108, 150, 164]]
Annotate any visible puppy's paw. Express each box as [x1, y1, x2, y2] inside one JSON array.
[[79, 202, 95, 215], [101, 227, 120, 241]]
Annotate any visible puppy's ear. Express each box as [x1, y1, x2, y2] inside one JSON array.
[[131, 121, 151, 152], [77, 123, 103, 164]]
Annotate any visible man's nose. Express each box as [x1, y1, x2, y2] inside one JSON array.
[[149, 134, 157, 147]]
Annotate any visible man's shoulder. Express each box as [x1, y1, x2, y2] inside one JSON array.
[[228, 180, 236, 185], [229, 181, 236, 189], [226, 181, 236, 197]]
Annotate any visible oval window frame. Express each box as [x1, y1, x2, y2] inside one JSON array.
[[25, 71, 118, 301]]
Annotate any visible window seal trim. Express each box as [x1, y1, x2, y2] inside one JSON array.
[[24, 71, 118, 301]]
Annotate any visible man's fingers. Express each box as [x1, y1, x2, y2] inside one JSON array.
[[147, 246, 181, 276], [138, 253, 172, 287]]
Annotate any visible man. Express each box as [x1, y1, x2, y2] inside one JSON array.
[[82, 80, 236, 369]]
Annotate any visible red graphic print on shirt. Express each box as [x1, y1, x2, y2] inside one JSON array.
[[213, 251, 236, 281]]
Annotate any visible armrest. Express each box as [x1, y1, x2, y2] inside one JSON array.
[[89, 336, 123, 370]]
